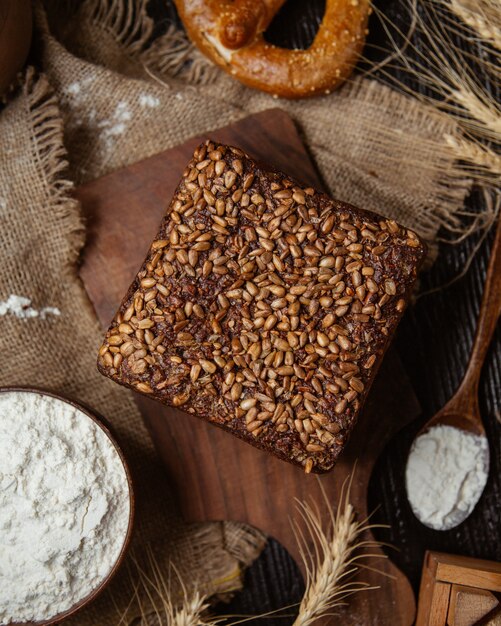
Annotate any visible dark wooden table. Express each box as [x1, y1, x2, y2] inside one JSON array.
[[150, 1, 501, 623]]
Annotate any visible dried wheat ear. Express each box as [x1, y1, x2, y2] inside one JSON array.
[[98, 140, 426, 473]]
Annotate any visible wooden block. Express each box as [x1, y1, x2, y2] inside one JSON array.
[[437, 563, 501, 594], [447, 584, 499, 626], [429, 582, 452, 626], [418, 552, 501, 626], [417, 552, 443, 626], [429, 552, 501, 593]]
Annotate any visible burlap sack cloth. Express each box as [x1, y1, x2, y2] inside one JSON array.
[[0, 0, 477, 623]]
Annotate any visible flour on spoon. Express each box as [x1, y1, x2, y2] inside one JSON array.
[[406, 424, 489, 530]]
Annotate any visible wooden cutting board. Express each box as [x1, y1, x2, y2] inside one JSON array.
[[77, 109, 419, 625]]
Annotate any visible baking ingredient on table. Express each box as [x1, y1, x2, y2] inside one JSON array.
[[0, 391, 131, 623], [62, 87, 134, 158], [139, 93, 160, 108], [406, 424, 489, 531], [173, 0, 371, 98], [0, 293, 60, 319]]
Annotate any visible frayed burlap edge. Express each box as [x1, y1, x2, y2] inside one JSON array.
[[22, 67, 85, 266]]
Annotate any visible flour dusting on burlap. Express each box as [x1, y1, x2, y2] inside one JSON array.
[[0, 0, 479, 623]]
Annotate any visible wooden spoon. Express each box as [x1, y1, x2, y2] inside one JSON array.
[[423, 216, 501, 436], [406, 216, 501, 529]]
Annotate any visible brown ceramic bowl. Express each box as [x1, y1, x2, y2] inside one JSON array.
[[0, 387, 135, 626]]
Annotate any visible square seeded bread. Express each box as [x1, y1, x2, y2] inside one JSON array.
[[98, 140, 426, 473]]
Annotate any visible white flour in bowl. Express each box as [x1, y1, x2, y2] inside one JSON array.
[[0, 391, 131, 623], [406, 424, 489, 530]]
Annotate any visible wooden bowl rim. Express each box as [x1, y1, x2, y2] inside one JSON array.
[[0, 386, 135, 626]]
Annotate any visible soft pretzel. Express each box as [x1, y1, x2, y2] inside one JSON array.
[[173, 0, 370, 99]]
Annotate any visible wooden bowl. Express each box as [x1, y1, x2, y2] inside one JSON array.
[[0, 387, 135, 626], [0, 0, 32, 97]]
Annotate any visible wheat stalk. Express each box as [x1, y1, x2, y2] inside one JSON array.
[[449, 85, 501, 139], [292, 477, 379, 626], [166, 591, 219, 626], [119, 475, 377, 625], [444, 134, 501, 175], [122, 550, 223, 626], [447, 0, 501, 49], [368, 1, 500, 139], [364, 0, 501, 189]]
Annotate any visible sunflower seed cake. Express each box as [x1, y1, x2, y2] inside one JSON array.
[[97, 140, 426, 473]]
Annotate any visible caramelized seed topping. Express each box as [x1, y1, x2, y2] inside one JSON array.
[[98, 141, 425, 473]]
